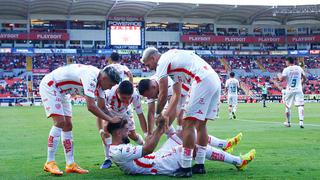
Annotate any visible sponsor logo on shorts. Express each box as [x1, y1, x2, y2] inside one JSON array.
[[45, 106, 51, 111], [55, 97, 62, 102], [90, 82, 95, 88], [196, 110, 204, 114], [43, 98, 48, 102], [87, 89, 95, 93], [55, 104, 61, 110]]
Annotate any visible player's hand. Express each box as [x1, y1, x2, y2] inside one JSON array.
[[277, 73, 282, 81], [156, 114, 169, 134], [109, 116, 121, 123], [99, 129, 106, 142]]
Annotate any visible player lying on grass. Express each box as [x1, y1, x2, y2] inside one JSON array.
[[138, 77, 242, 153], [98, 80, 148, 169], [107, 119, 256, 176]]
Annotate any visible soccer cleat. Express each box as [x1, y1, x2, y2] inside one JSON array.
[[224, 132, 243, 153], [232, 112, 236, 119], [43, 161, 63, 175], [283, 121, 291, 127], [229, 115, 233, 120], [236, 149, 256, 171], [192, 164, 206, 174], [65, 163, 89, 174], [100, 159, 112, 169], [299, 121, 304, 128], [172, 167, 192, 178]]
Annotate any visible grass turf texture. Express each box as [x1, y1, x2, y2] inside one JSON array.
[[0, 103, 320, 180]]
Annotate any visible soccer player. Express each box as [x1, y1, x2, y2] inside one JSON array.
[[107, 120, 256, 176], [278, 57, 306, 128], [141, 47, 221, 177], [138, 77, 242, 153], [225, 72, 240, 119], [97, 52, 134, 169], [39, 64, 121, 175], [100, 80, 148, 168], [261, 83, 268, 108], [138, 76, 189, 134]]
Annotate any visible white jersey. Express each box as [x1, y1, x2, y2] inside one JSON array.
[[225, 78, 239, 96], [146, 75, 189, 104], [156, 49, 216, 86], [105, 85, 143, 115], [107, 63, 130, 82], [110, 141, 181, 175], [282, 65, 305, 93], [48, 64, 104, 99]]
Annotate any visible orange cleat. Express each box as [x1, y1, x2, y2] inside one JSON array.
[[43, 161, 63, 175], [65, 163, 89, 174]]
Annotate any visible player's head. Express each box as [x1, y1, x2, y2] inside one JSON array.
[[99, 66, 121, 90], [117, 80, 134, 104], [110, 52, 120, 62], [138, 79, 159, 99], [230, 72, 235, 78], [286, 57, 295, 66], [140, 47, 161, 70], [107, 119, 130, 144]]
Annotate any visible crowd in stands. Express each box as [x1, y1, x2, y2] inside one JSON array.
[[1, 53, 319, 98]]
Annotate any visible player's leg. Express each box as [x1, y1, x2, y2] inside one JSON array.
[[205, 145, 256, 171], [100, 120, 112, 169], [232, 96, 237, 119], [127, 114, 145, 145], [193, 120, 208, 174], [208, 133, 243, 153], [40, 79, 65, 175], [295, 92, 305, 128], [61, 97, 88, 174], [176, 109, 184, 133], [228, 96, 233, 119], [284, 92, 293, 127]]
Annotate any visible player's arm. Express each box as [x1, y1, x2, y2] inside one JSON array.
[[124, 71, 134, 84], [163, 82, 181, 125], [156, 76, 168, 115], [147, 101, 156, 135], [301, 69, 307, 85], [86, 96, 119, 123], [137, 113, 148, 135], [142, 118, 166, 156]]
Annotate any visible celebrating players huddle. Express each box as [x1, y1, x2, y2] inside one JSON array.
[[46, 49, 316, 177]]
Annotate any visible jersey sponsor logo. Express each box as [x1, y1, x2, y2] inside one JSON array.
[[55, 97, 62, 102], [45, 106, 51, 111], [198, 98, 205, 104]]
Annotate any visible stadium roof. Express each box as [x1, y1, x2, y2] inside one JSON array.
[[0, 0, 319, 24]]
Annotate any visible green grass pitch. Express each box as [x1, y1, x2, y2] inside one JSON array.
[[0, 103, 320, 179]]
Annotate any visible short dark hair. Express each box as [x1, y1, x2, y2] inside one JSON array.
[[230, 72, 235, 77], [110, 52, 120, 62], [138, 79, 151, 95], [287, 57, 294, 64], [102, 66, 121, 84], [118, 80, 133, 95], [107, 119, 128, 135]]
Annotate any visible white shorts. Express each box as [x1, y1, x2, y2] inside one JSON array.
[[39, 74, 72, 118], [227, 95, 238, 106], [285, 91, 304, 108], [184, 73, 221, 121], [108, 108, 136, 131]]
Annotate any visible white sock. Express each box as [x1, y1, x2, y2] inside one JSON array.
[[62, 131, 74, 165], [208, 135, 228, 149], [47, 126, 62, 162], [181, 147, 193, 168], [285, 107, 291, 123], [298, 106, 304, 121], [232, 106, 237, 113], [165, 125, 176, 138], [195, 145, 206, 164], [176, 125, 182, 132], [103, 137, 112, 160], [206, 146, 241, 165], [135, 134, 145, 145]]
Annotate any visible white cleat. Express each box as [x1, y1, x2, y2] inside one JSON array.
[[299, 120, 304, 128], [283, 121, 291, 127]]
